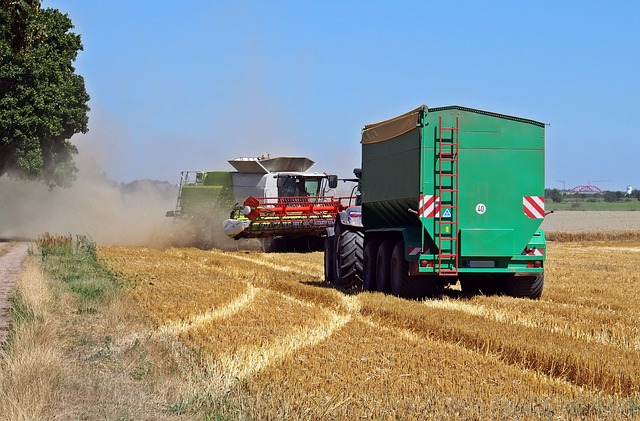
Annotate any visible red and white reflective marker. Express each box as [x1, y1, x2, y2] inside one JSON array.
[[523, 196, 545, 219], [419, 194, 441, 218]]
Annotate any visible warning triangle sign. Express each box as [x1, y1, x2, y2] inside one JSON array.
[[442, 208, 452, 218]]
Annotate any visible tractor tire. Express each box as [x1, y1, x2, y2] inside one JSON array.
[[375, 240, 395, 294], [324, 233, 335, 284], [335, 228, 364, 288], [503, 273, 544, 299], [390, 242, 438, 299], [363, 238, 381, 291]]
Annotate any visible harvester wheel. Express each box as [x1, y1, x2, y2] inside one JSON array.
[[194, 222, 214, 250], [503, 273, 544, 299], [390, 242, 438, 299], [363, 239, 381, 291], [261, 238, 276, 252], [324, 233, 335, 284], [375, 240, 395, 294], [335, 228, 364, 288]]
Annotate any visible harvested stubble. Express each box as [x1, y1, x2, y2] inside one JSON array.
[[99, 242, 640, 419], [547, 230, 640, 242]]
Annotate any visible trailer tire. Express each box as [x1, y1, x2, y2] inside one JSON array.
[[335, 228, 364, 288], [503, 273, 544, 299], [375, 240, 395, 294], [390, 242, 438, 299], [363, 239, 381, 291], [324, 233, 335, 284]]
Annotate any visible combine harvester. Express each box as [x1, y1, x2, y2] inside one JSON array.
[[167, 156, 356, 251], [325, 105, 547, 299]]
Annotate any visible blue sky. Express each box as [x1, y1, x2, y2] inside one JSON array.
[[46, 1, 640, 191]]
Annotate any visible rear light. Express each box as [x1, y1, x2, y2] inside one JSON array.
[[420, 260, 434, 268]]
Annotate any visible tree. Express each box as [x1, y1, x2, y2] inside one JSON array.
[[0, 0, 89, 188], [546, 188, 563, 203], [603, 191, 617, 203]]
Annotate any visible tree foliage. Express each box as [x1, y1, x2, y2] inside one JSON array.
[[545, 188, 563, 203], [602, 191, 619, 203], [0, 0, 89, 187]]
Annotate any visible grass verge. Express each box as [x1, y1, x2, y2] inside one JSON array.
[[0, 254, 64, 420], [0, 234, 196, 420]]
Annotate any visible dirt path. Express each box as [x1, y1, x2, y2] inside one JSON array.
[[0, 242, 30, 345]]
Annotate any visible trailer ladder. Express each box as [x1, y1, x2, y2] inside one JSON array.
[[435, 115, 459, 276]]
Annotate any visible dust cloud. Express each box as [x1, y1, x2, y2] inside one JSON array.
[[0, 161, 179, 249]]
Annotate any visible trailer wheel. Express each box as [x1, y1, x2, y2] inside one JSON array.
[[390, 242, 438, 299], [363, 239, 381, 291], [335, 228, 364, 288], [324, 233, 335, 284], [503, 273, 544, 299], [375, 240, 395, 294]]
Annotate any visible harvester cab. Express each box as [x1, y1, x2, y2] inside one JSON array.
[[277, 174, 320, 198]]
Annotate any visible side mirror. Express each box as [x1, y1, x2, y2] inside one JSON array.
[[328, 175, 338, 189], [276, 175, 286, 188]]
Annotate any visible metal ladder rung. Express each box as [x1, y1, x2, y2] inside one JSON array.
[[436, 115, 459, 276]]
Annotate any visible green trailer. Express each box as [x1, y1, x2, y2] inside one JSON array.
[[325, 105, 546, 299]]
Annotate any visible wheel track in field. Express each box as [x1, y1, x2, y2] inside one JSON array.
[[154, 275, 352, 385], [153, 249, 356, 384], [166, 250, 578, 392], [147, 248, 635, 396], [421, 298, 640, 351], [213, 250, 322, 278], [160, 277, 586, 394], [212, 254, 596, 383], [156, 283, 261, 337]]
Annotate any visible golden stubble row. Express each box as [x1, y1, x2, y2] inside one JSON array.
[[99, 242, 640, 418]]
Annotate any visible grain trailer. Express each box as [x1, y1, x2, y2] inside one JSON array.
[[325, 105, 546, 299]]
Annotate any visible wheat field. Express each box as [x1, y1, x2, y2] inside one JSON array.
[[100, 240, 640, 419]]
